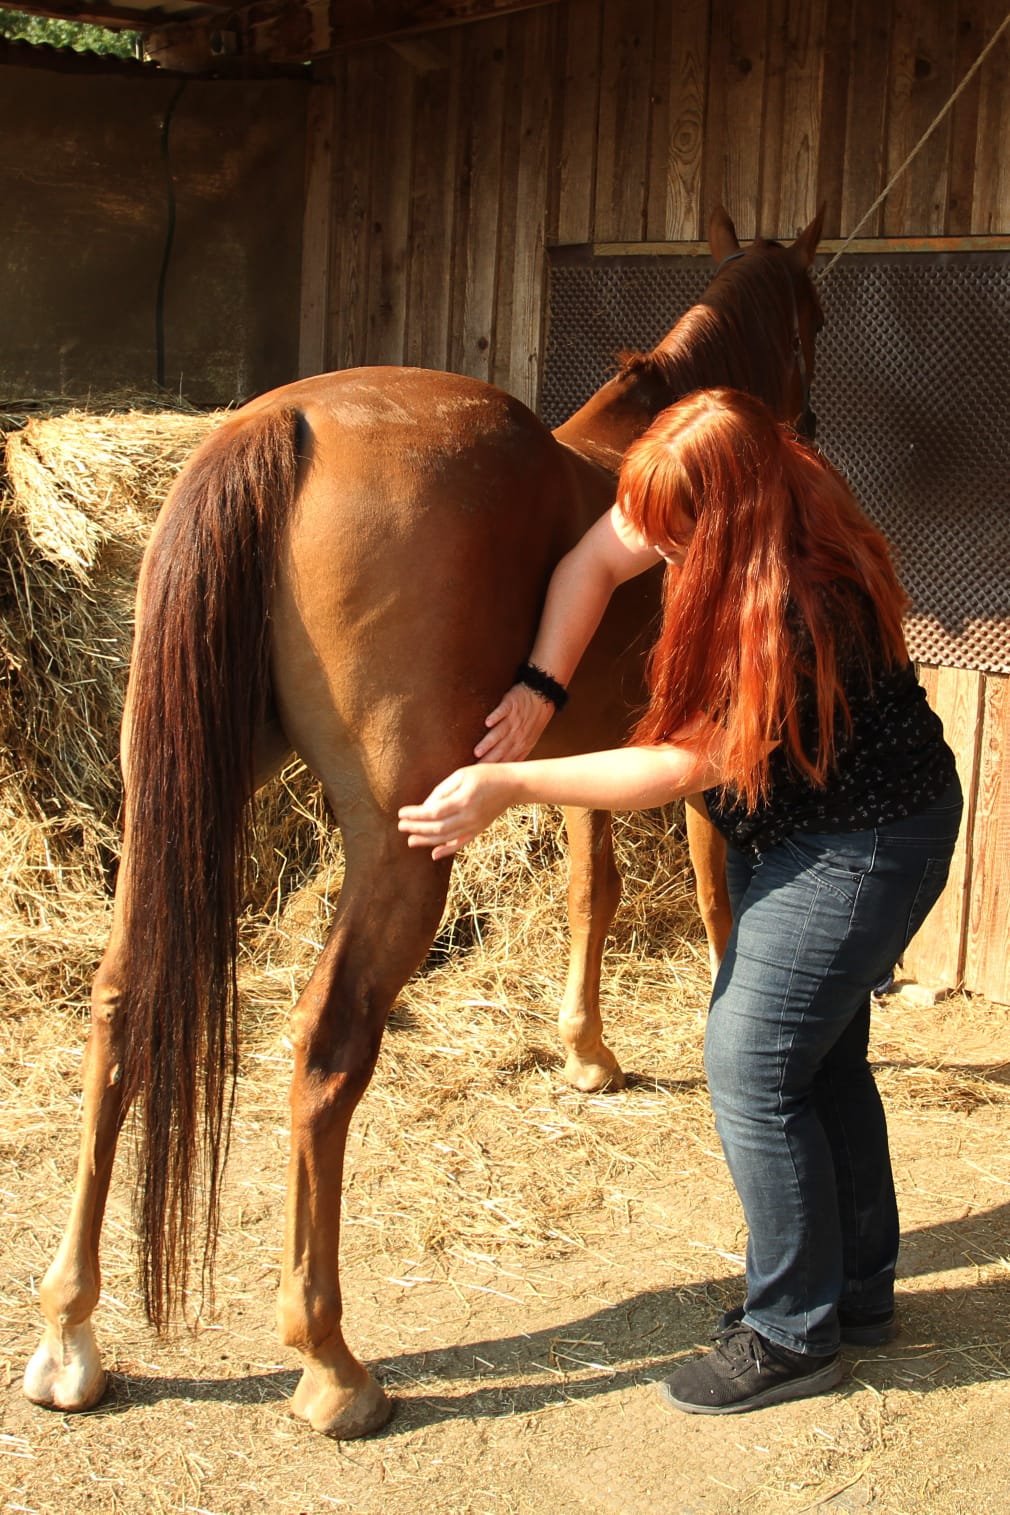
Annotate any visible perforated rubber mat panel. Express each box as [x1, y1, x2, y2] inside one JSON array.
[[541, 249, 1010, 673]]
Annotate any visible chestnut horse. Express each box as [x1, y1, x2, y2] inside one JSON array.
[[24, 206, 824, 1438]]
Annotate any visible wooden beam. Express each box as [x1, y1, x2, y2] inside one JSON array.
[[148, 0, 562, 69], [314, 0, 562, 42], [6, 0, 224, 30], [7, 0, 554, 38]]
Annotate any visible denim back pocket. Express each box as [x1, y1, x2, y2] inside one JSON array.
[[781, 828, 877, 898]]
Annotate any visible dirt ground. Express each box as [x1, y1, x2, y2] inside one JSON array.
[[3, 945, 1010, 1515]]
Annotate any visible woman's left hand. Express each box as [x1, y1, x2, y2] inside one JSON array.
[[398, 764, 517, 859], [474, 682, 554, 763]]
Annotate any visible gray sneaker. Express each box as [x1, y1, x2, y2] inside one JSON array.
[[657, 1323, 844, 1415]]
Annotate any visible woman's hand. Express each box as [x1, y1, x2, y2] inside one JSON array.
[[398, 764, 518, 859], [473, 683, 555, 763]]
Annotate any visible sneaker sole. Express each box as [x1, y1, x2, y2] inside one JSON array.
[[656, 1355, 846, 1416]]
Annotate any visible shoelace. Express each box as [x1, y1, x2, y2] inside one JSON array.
[[711, 1323, 766, 1365], [712, 1322, 795, 1374]]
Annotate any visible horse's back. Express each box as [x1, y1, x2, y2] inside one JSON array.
[[246, 366, 545, 460]]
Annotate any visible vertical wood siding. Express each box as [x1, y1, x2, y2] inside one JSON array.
[[303, 0, 1010, 999], [306, 0, 1010, 385]]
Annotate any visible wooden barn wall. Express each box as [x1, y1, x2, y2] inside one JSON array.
[[304, 0, 1010, 389], [304, 0, 1009, 1002], [0, 55, 308, 406]]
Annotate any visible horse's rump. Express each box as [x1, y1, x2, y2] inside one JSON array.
[[267, 367, 630, 798]]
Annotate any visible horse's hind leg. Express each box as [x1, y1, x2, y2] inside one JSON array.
[[24, 696, 294, 1414], [557, 806, 624, 1092], [23, 920, 130, 1411], [684, 795, 732, 981], [276, 821, 450, 1439]]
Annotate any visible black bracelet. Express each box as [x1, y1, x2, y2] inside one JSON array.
[[516, 660, 569, 712]]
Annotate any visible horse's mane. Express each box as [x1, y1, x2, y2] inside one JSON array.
[[617, 241, 815, 416]]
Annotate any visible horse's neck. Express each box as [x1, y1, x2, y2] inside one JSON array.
[[551, 377, 654, 476]]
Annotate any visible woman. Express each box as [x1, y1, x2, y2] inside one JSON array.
[[398, 388, 962, 1415]]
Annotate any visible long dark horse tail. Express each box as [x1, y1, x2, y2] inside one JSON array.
[[119, 406, 303, 1330]]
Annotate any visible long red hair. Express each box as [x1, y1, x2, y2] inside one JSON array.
[[621, 388, 909, 807]]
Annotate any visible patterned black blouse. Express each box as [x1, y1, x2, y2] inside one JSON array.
[[703, 644, 958, 858]]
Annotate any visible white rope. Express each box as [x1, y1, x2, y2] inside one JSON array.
[[817, 5, 1010, 282]]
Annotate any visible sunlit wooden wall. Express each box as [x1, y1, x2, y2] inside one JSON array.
[[300, 0, 1010, 1001]]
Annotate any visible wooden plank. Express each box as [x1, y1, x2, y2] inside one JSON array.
[[555, 0, 603, 245], [946, 0, 985, 236], [814, 0, 853, 240], [647, 0, 708, 240], [490, 16, 526, 392], [323, 53, 349, 373], [504, 7, 555, 407], [971, 0, 1010, 233], [760, 0, 788, 235], [769, 0, 827, 238], [404, 29, 461, 370], [645, 0, 675, 239], [298, 82, 336, 377], [839, 0, 892, 237], [330, 47, 377, 369], [883, 0, 955, 236], [367, 50, 416, 364], [594, 0, 655, 241], [964, 673, 1010, 1002], [701, 0, 767, 237], [903, 666, 983, 992], [450, 18, 508, 379]]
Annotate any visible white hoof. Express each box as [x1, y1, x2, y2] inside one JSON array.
[[24, 1322, 107, 1411]]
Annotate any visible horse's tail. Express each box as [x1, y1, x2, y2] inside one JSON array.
[[119, 405, 304, 1330]]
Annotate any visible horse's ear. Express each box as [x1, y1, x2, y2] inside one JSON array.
[[708, 205, 741, 264], [792, 203, 826, 268]]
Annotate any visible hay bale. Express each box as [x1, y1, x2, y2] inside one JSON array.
[[0, 402, 332, 1003], [0, 408, 217, 845]]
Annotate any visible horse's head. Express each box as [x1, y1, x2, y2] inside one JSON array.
[[553, 206, 827, 469], [707, 204, 826, 436]]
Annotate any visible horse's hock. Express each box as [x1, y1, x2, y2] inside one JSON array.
[[542, 245, 1010, 1007]]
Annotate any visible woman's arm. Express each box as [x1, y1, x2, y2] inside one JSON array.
[[399, 735, 725, 860], [474, 504, 663, 763]]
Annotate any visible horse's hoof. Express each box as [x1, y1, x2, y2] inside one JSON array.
[[562, 1049, 626, 1093], [23, 1323, 107, 1411], [290, 1365, 393, 1439]]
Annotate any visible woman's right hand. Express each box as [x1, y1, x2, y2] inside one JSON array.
[[474, 683, 555, 763], [398, 762, 517, 858]]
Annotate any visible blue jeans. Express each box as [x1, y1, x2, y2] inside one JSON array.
[[705, 777, 963, 1357]]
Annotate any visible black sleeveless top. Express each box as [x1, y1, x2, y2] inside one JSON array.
[[703, 652, 957, 858]]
